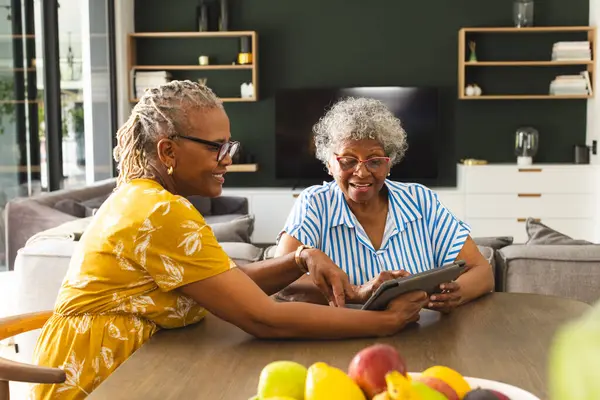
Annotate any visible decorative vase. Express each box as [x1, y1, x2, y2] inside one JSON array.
[[219, 0, 229, 31], [515, 127, 539, 165], [197, 2, 208, 32], [513, 0, 534, 28], [468, 41, 477, 62]]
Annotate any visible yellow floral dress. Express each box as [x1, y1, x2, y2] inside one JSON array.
[[31, 179, 233, 399]]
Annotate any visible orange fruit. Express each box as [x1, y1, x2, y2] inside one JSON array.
[[421, 366, 471, 399]]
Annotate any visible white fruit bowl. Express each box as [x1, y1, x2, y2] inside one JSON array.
[[408, 373, 541, 400]]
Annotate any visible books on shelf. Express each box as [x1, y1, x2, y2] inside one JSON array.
[[549, 71, 592, 96], [551, 41, 591, 61], [132, 71, 172, 99]]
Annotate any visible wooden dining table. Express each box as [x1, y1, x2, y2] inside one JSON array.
[[89, 292, 591, 400]]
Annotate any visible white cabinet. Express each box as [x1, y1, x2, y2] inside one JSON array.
[[435, 190, 466, 220], [222, 164, 600, 245], [249, 193, 299, 243], [460, 164, 599, 243]]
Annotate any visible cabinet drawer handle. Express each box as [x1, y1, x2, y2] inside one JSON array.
[[518, 168, 542, 172], [517, 218, 541, 223], [518, 193, 542, 198]]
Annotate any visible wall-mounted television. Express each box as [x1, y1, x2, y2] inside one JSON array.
[[275, 86, 444, 187]]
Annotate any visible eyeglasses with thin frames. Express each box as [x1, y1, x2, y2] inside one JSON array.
[[173, 134, 240, 162], [336, 156, 391, 172]]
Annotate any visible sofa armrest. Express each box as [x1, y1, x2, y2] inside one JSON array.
[[5, 202, 78, 270], [211, 196, 248, 215], [497, 245, 600, 304]]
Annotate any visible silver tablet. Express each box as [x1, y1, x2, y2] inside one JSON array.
[[359, 260, 467, 311]]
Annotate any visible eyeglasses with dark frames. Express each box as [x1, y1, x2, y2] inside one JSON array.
[[173, 134, 240, 162], [336, 156, 391, 172]]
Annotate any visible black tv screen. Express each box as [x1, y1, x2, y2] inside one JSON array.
[[275, 86, 441, 186]]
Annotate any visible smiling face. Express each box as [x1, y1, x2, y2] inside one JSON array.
[[329, 138, 391, 205], [157, 107, 232, 198]]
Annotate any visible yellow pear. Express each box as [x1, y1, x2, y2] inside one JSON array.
[[385, 371, 420, 400], [305, 362, 366, 400]]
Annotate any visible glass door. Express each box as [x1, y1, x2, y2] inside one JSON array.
[[0, 0, 44, 271], [57, 0, 85, 188], [1, 0, 116, 271]]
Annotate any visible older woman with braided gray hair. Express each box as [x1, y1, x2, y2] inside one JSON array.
[[30, 82, 429, 399], [276, 97, 494, 311]]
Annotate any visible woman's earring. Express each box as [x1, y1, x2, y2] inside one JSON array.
[[387, 172, 391, 177], [167, 165, 174, 176]]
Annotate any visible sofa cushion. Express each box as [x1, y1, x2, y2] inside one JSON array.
[[263, 244, 277, 260], [25, 217, 94, 247], [187, 196, 212, 216], [473, 236, 514, 250], [220, 242, 263, 265], [54, 199, 90, 218], [53, 194, 111, 218], [208, 214, 254, 243], [5, 201, 80, 269], [497, 244, 600, 304], [204, 214, 246, 225], [526, 218, 592, 245]]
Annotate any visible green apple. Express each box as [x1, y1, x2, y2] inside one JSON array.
[[257, 361, 307, 400], [549, 300, 600, 400], [411, 381, 449, 400]]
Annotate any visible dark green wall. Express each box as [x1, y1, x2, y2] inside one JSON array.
[[135, 0, 590, 187]]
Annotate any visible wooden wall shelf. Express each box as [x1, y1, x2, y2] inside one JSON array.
[[458, 26, 597, 100], [461, 26, 595, 33], [127, 31, 258, 103], [465, 61, 594, 67], [130, 31, 256, 38], [461, 94, 592, 100], [132, 65, 252, 71], [226, 164, 258, 172]]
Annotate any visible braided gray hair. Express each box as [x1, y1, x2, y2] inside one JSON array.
[[113, 80, 223, 187], [313, 97, 408, 166]]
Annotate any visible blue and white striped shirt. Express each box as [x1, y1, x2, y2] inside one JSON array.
[[279, 180, 471, 285]]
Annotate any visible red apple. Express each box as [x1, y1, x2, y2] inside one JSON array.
[[348, 344, 407, 399], [414, 376, 460, 400]]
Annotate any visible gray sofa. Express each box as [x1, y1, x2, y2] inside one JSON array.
[[4, 178, 251, 270], [491, 219, 600, 305], [266, 224, 600, 305], [496, 244, 600, 305], [6, 182, 600, 305]]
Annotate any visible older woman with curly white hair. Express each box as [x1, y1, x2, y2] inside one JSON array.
[[275, 97, 494, 313]]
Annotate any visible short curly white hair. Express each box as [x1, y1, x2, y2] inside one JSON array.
[[313, 97, 408, 166]]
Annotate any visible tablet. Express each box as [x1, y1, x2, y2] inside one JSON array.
[[359, 260, 467, 311]]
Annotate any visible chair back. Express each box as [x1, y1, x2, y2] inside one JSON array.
[[0, 311, 65, 400]]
